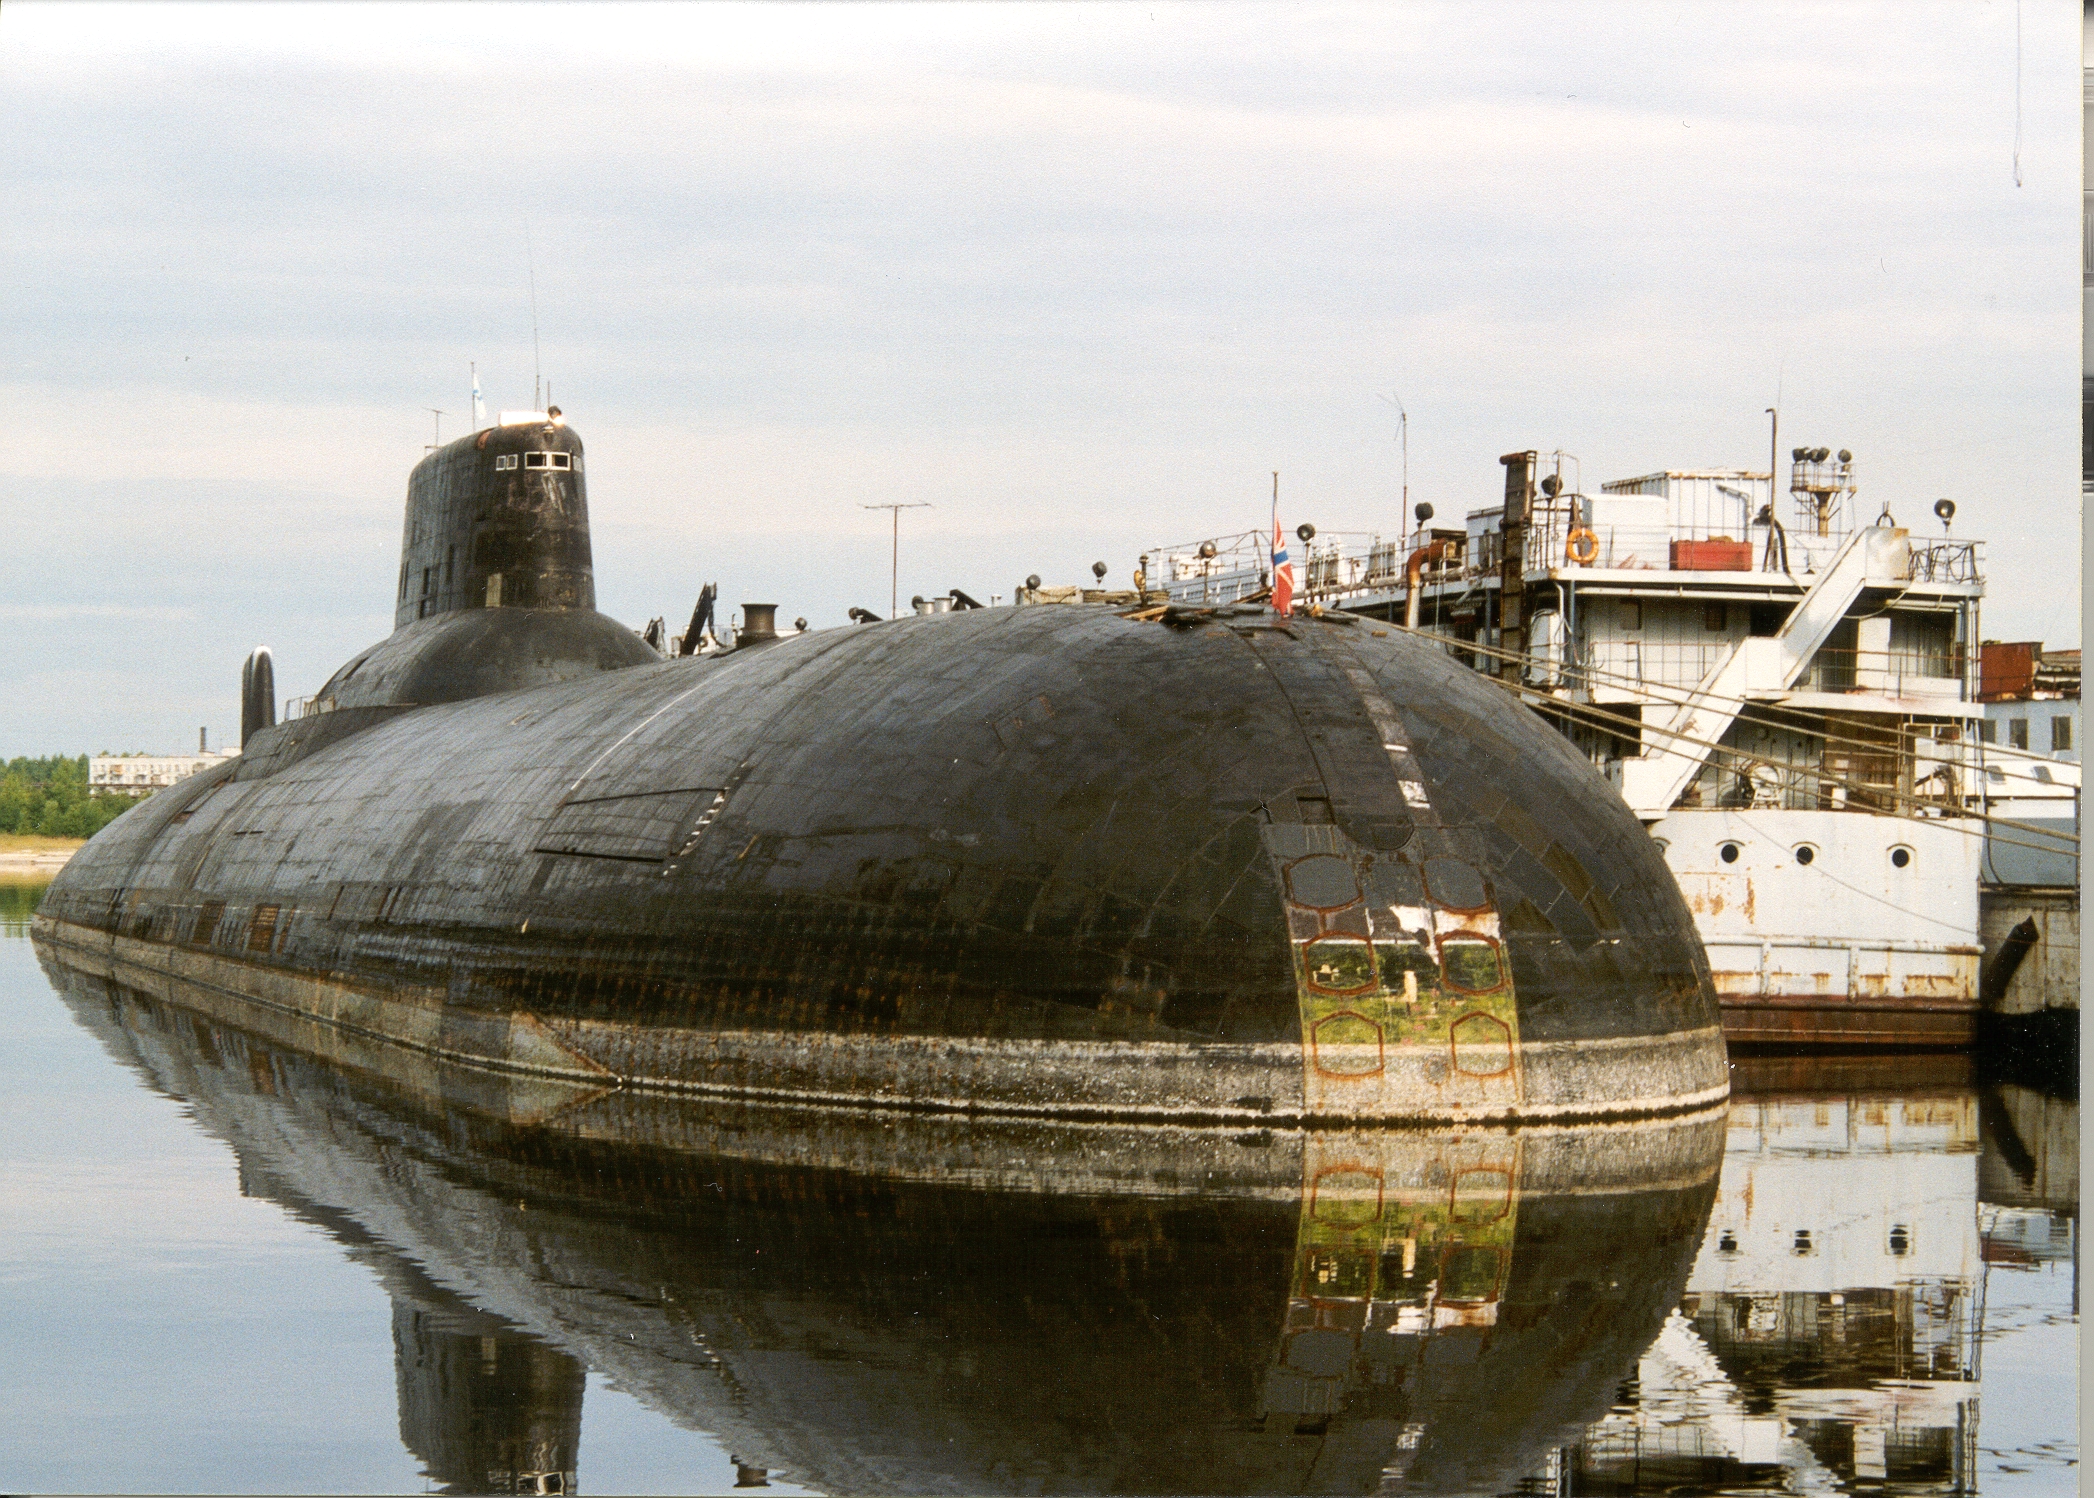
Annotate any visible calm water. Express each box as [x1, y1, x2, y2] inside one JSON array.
[[1, 878, 2077, 1495]]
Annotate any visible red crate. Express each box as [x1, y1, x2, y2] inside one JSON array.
[[1669, 539, 1753, 572]]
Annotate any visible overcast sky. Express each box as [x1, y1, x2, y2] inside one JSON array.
[[0, 0, 2080, 755]]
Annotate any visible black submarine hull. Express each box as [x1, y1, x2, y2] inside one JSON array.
[[40, 947, 1725, 1495], [38, 600, 1725, 1123]]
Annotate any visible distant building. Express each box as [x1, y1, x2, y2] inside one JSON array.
[[1977, 641, 2081, 761], [89, 734, 238, 797]]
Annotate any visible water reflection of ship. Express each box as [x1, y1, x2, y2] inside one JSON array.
[[38, 945, 1724, 1496], [1532, 1058, 2076, 1495]]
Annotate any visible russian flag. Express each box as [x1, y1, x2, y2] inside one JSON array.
[[1271, 515, 1294, 616]]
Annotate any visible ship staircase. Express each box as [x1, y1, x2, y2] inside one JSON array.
[[1618, 526, 1910, 818]]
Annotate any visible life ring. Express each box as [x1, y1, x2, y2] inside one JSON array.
[[1565, 527, 1599, 565]]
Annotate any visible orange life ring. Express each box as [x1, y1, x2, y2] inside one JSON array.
[[1565, 527, 1599, 565]]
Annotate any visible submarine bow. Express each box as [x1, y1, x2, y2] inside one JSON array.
[[36, 420, 1727, 1124]]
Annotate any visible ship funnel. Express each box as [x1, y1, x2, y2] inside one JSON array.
[[737, 603, 780, 647]]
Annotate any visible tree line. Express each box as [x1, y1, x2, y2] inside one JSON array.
[[0, 756, 145, 839]]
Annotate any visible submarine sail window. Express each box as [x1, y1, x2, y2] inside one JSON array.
[[495, 454, 518, 470], [523, 452, 572, 471]]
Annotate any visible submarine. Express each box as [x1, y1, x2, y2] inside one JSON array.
[[35, 409, 1728, 1123], [40, 950, 1726, 1494]]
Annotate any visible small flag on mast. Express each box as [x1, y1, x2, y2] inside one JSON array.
[[1270, 473, 1294, 616], [470, 365, 484, 432]]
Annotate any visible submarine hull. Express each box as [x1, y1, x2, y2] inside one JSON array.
[[37, 603, 1726, 1122], [41, 948, 1725, 1496]]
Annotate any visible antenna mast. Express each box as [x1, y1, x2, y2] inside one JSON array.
[[1379, 392, 1409, 529], [427, 409, 445, 451], [861, 502, 932, 618], [526, 220, 542, 411]]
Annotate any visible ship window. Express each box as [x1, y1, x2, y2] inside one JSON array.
[[2032, 765, 2054, 784], [1978, 719, 1996, 743], [1793, 844, 1815, 865], [1702, 603, 1728, 632], [1792, 1229, 1814, 1256], [1888, 1224, 1911, 1256], [1890, 846, 1912, 869], [1718, 842, 1741, 864], [2053, 717, 2073, 752], [524, 451, 572, 470], [1985, 765, 2005, 783], [494, 453, 518, 470], [549, 452, 571, 469], [2009, 718, 2028, 749], [1622, 601, 1642, 630]]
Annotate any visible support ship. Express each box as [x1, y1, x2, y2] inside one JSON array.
[[1146, 446, 1998, 1046]]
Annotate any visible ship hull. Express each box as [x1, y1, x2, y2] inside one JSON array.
[[1651, 807, 1982, 1047], [36, 947, 1726, 1498], [37, 604, 1728, 1122]]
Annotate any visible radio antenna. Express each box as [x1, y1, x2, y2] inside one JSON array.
[[526, 219, 542, 411], [861, 502, 932, 618], [1378, 392, 1408, 516]]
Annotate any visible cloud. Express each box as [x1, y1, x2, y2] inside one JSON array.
[[0, 0, 2079, 752]]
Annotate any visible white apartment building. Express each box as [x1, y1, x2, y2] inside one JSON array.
[[89, 745, 239, 796]]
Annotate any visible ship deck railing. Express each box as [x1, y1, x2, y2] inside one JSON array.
[[1141, 522, 1985, 608]]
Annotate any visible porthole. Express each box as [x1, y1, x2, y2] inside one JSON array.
[[1793, 845, 1815, 866], [1652, 838, 1671, 856], [1719, 842, 1742, 864], [1890, 846, 1912, 869]]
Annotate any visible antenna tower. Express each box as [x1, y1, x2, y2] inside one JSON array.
[[861, 502, 932, 619], [526, 220, 542, 411]]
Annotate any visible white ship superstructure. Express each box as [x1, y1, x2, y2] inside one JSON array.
[[1146, 445, 1992, 1043]]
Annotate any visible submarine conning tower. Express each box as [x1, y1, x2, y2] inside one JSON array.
[[303, 412, 658, 715], [397, 410, 594, 625]]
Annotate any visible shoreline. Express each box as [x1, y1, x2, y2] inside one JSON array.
[[0, 840, 82, 874]]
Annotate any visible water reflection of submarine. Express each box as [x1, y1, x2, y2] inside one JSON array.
[[43, 952, 1724, 1496], [35, 412, 1727, 1122]]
